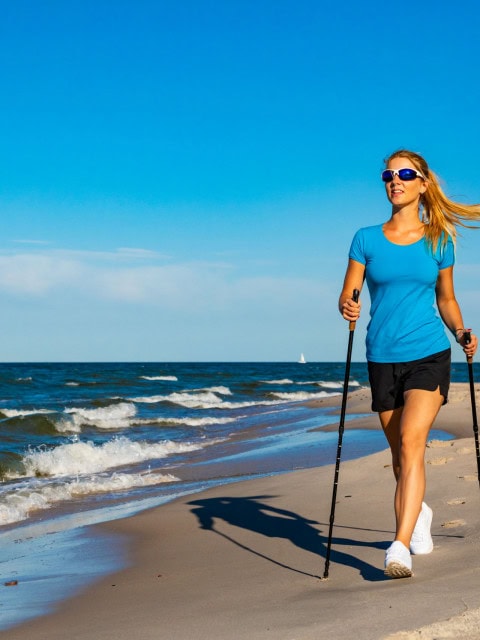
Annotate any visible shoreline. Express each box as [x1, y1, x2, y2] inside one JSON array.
[[2, 383, 480, 639]]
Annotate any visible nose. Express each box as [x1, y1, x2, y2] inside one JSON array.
[[391, 170, 406, 185]]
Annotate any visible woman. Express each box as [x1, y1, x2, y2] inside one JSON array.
[[339, 149, 480, 578]]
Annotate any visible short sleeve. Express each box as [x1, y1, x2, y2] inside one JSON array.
[[348, 229, 366, 265], [437, 236, 455, 270]]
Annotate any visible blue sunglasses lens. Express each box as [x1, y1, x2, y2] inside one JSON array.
[[382, 169, 419, 182]]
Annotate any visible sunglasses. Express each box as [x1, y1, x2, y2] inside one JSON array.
[[381, 168, 425, 182]]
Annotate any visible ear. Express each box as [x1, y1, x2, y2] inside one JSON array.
[[420, 181, 428, 194]]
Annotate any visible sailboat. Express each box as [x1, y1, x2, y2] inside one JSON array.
[[298, 353, 306, 364]]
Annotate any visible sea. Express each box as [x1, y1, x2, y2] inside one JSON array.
[[0, 361, 471, 630]]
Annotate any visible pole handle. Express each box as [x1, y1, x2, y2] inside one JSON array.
[[348, 289, 360, 331], [465, 331, 473, 364]]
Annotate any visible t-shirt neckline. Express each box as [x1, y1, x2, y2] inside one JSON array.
[[380, 224, 425, 247]]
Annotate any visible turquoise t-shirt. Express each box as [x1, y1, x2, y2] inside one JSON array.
[[349, 224, 454, 363]]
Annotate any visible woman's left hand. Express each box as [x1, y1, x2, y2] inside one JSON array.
[[457, 330, 478, 359]]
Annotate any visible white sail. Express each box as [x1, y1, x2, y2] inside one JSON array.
[[298, 353, 306, 364]]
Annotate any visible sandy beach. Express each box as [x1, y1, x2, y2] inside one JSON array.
[[3, 382, 480, 640]]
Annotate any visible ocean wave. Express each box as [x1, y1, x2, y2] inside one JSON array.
[[0, 471, 179, 526], [316, 381, 344, 389], [262, 379, 361, 389], [140, 375, 178, 381], [1, 403, 139, 435], [11, 436, 202, 479], [270, 390, 341, 401], [130, 391, 281, 410], [2, 402, 237, 436], [197, 386, 232, 395], [1, 408, 54, 418], [130, 391, 222, 407], [293, 379, 361, 388], [135, 416, 238, 427], [63, 402, 137, 431]]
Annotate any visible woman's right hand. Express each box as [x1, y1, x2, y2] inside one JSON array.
[[456, 329, 478, 359], [341, 295, 361, 322], [338, 258, 364, 321]]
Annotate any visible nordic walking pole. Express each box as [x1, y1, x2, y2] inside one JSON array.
[[464, 331, 480, 488], [323, 288, 360, 579]]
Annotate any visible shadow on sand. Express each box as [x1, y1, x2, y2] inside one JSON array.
[[188, 494, 390, 582]]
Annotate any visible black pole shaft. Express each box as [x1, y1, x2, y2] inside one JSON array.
[[323, 289, 359, 579], [467, 361, 480, 487], [464, 332, 480, 488]]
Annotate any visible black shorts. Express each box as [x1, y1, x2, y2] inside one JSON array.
[[367, 348, 451, 413]]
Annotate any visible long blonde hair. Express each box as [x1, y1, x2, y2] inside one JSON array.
[[385, 149, 480, 251]]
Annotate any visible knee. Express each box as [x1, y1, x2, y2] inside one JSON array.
[[398, 433, 426, 465]]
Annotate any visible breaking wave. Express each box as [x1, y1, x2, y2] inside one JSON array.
[[0, 471, 179, 526]]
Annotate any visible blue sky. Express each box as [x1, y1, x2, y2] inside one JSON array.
[[1, 0, 479, 361]]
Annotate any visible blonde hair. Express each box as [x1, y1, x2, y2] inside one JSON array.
[[385, 149, 480, 251]]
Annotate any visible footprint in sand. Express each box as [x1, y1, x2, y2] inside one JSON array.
[[427, 457, 453, 465], [441, 519, 466, 528], [456, 447, 473, 455], [447, 498, 466, 505], [427, 440, 454, 448], [457, 474, 478, 482]]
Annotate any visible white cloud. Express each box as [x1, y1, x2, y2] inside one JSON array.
[[13, 239, 51, 245], [0, 254, 86, 295], [116, 247, 163, 259], [0, 249, 325, 314]]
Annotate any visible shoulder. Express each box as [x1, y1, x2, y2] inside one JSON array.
[[349, 224, 384, 262], [350, 224, 384, 245], [352, 224, 383, 238]]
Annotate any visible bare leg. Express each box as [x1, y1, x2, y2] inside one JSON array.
[[379, 388, 443, 548], [379, 406, 403, 482]]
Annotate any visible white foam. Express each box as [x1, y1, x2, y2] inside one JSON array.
[[64, 402, 137, 430], [270, 390, 340, 401], [316, 381, 344, 389], [130, 391, 223, 408], [213, 399, 281, 409], [140, 375, 178, 381], [262, 379, 294, 384], [135, 416, 238, 427], [316, 380, 361, 388], [1, 408, 54, 418], [130, 391, 282, 410], [197, 386, 232, 395], [0, 472, 179, 526], [17, 436, 202, 478], [2, 404, 139, 433]]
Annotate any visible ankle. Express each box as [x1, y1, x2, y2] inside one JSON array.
[[394, 537, 410, 550]]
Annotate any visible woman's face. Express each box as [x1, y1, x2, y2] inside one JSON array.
[[384, 156, 427, 209]]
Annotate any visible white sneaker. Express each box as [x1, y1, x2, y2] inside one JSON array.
[[410, 502, 433, 555], [384, 541, 413, 578]]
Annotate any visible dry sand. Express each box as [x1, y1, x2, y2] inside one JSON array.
[[2, 383, 480, 640]]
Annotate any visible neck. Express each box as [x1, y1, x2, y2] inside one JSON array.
[[388, 203, 422, 228]]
